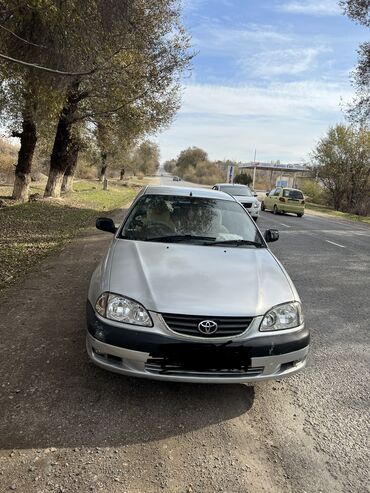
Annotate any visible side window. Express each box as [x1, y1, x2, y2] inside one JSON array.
[[269, 188, 276, 196], [212, 186, 218, 190], [274, 188, 281, 196]]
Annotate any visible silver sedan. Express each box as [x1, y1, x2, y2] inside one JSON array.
[[86, 185, 309, 383]]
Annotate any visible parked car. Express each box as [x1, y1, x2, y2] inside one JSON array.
[[262, 187, 305, 217], [212, 183, 261, 221], [87, 186, 309, 383], [172, 176, 181, 181]]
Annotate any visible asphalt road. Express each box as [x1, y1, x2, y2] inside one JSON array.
[[0, 182, 369, 492]]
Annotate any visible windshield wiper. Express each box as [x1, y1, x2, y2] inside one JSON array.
[[144, 234, 217, 243], [204, 239, 265, 248]]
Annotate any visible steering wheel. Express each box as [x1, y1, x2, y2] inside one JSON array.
[[145, 220, 174, 236]]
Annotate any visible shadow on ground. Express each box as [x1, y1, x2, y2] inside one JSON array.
[[0, 226, 254, 451]]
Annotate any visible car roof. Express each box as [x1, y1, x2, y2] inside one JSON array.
[[143, 185, 236, 201], [282, 187, 303, 191]]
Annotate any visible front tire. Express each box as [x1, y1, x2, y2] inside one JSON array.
[[297, 213, 303, 217], [261, 201, 265, 211], [273, 205, 278, 215], [253, 217, 258, 222]]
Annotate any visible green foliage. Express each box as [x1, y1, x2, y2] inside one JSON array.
[[340, 0, 370, 123], [127, 140, 160, 176], [176, 147, 208, 172], [300, 180, 328, 205], [163, 159, 176, 174], [181, 160, 224, 185], [234, 173, 252, 186], [313, 124, 370, 215]]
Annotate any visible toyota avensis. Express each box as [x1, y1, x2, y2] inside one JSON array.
[[86, 186, 309, 383]]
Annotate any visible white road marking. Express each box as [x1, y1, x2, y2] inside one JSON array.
[[279, 223, 291, 228], [325, 240, 346, 248]]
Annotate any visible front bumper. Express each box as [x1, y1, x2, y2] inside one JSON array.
[[86, 302, 309, 384]]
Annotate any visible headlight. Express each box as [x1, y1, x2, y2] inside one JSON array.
[[260, 302, 303, 331], [95, 293, 152, 327], [253, 202, 260, 208]]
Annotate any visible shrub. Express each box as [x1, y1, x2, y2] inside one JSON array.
[[234, 173, 253, 186], [301, 180, 329, 205]]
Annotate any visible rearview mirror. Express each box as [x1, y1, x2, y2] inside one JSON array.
[[96, 217, 117, 234], [264, 229, 279, 243]]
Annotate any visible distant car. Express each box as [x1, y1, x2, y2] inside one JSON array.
[[173, 176, 181, 181], [87, 185, 309, 383], [261, 187, 305, 217], [212, 183, 261, 221]]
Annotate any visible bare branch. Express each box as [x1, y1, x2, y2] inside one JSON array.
[[0, 52, 99, 76], [0, 23, 46, 49]]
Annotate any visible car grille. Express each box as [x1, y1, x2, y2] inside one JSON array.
[[161, 313, 253, 338], [145, 361, 264, 377], [242, 202, 252, 209]]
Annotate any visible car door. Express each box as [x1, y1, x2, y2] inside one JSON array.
[[270, 188, 281, 210], [265, 188, 277, 210], [272, 187, 283, 208]]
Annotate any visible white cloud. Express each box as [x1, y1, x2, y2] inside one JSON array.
[[180, 80, 351, 118], [276, 0, 341, 16], [155, 81, 352, 163], [192, 23, 291, 55], [243, 47, 330, 77]]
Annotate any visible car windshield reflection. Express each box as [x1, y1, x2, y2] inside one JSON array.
[[120, 194, 264, 247]]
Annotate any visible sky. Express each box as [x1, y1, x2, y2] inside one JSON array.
[[155, 0, 369, 164]]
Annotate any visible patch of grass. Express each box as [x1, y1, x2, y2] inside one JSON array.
[[0, 179, 140, 292], [63, 180, 138, 211], [306, 202, 370, 225]]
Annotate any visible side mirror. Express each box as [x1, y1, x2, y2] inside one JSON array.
[[253, 193, 258, 197], [264, 229, 279, 243], [96, 217, 117, 234], [265, 191, 270, 197]]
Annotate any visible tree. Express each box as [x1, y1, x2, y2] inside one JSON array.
[[0, 1, 192, 199], [340, 0, 370, 123], [313, 124, 370, 214], [0, 3, 65, 200], [43, 0, 191, 197], [176, 147, 208, 174], [129, 141, 160, 176], [234, 173, 253, 186], [163, 159, 177, 174]]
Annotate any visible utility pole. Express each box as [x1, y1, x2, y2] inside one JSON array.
[[252, 149, 257, 189]]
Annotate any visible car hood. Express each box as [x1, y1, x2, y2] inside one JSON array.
[[108, 240, 296, 317]]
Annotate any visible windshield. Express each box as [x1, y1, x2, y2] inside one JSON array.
[[283, 189, 304, 200], [120, 194, 264, 247], [219, 185, 253, 197]]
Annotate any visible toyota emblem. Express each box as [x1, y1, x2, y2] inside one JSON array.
[[198, 320, 218, 335]]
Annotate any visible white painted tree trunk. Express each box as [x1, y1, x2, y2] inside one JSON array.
[[61, 174, 74, 192], [44, 168, 64, 198], [103, 178, 109, 190], [12, 173, 30, 201]]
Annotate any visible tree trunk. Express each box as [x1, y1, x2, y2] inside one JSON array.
[[61, 142, 79, 193], [120, 167, 125, 180], [100, 165, 107, 182], [12, 107, 37, 201], [44, 79, 85, 198], [99, 151, 108, 182]]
